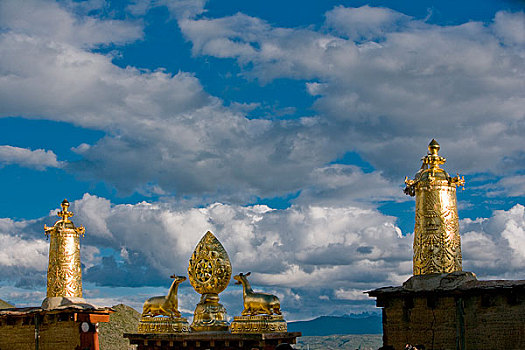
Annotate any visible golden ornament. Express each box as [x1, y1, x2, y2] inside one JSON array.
[[404, 140, 465, 275]]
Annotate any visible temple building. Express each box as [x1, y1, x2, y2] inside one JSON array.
[[368, 140, 525, 350], [0, 200, 111, 350]]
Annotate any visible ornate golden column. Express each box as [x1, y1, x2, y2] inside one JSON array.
[[44, 199, 85, 298], [404, 140, 465, 275]]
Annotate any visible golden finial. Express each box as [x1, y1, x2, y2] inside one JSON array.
[[422, 139, 446, 171], [57, 199, 74, 222]]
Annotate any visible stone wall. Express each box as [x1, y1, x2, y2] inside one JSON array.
[[0, 308, 110, 350], [0, 313, 80, 350], [369, 274, 525, 350]]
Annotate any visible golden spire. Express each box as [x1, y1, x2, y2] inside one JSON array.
[[44, 199, 85, 298], [405, 140, 465, 275], [423, 139, 446, 170], [57, 199, 74, 223]]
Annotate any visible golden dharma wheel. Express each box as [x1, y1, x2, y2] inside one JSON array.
[[188, 231, 232, 295]]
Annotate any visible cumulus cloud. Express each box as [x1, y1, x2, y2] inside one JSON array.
[[73, 198, 525, 317], [2, 195, 524, 317], [462, 204, 525, 279], [1, 2, 523, 205], [8, 2, 512, 204], [325, 5, 410, 40], [492, 11, 525, 46], [482, 175, 525, 198], [68, 194, 410, 317], [0, 192, 408, 316], [0, 145, 62, 170], [0, 219, 48, 288], [127, 0, 208, 20], [0, 0, 143, 48], [2, 1, 396, 201], [296, 164, 403, 206], [179, 6, 525, 179], [70, 194, 410, 287]]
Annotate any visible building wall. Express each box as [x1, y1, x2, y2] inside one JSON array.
[[0, 313, 80, 350], [463, 293, 525, 349], [379, 290, 525, 350]]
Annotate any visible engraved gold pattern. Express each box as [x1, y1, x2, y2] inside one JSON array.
[[44, 199, 85, 298], [230, 315, 287, 334], [404, 140, 465, 275], [188, 231, 232, 332], [137, 317, 190, 333], [188, 231, 232, 295]]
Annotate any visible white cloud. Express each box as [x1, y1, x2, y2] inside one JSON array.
[[68, 194, 410, 317], [0, 218, 48, 289], [0, 232, 48, 269], [492, 11, 525, 46], [127, 0, 207, 19], [179, 7, 525, 179], [296, 164, 403, 206], [0, 286, 46, 307], [69, 195, 525, 312], [462, 204, 525, 278], [325, 5, 409, 40], [0, 192, 408, 316], [483, 175, 525, 198], [0, 145, 61, 170], [334, 288, 370, 301], [2, 195, 524, 318], [0, 3, 522, 203], [0, 0, 143, 48], [2, 3, 388, 200]]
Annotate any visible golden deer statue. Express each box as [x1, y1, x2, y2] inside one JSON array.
[[142, 275, 186, 318], [234, 272, 281, 316]]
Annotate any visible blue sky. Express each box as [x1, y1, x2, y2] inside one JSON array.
[[0, 0, 524, 320]]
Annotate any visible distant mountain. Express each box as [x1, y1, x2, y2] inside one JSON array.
[[0, 299, 14, 309], [288, 315, 382, 336], [296, 334, 382, 350], [98, 304, 141, 350]]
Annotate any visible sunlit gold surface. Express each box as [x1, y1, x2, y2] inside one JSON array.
[[44, 199, 85, 298], [142, 275, 186, 318], [405, 140, 465, 275], [188, 231, 232, 332], [234, 272, 281, 316], [137, 317, 190, 333], [230, 315, 287, 334]]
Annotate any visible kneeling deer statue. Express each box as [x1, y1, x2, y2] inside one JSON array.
[[234, 272, 281, 316], [142, 275, 186, 318]]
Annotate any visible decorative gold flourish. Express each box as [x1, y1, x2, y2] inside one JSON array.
[[188, 231, 232, 332], [405, 140, 464, 275], [44, 199, 85, 298]]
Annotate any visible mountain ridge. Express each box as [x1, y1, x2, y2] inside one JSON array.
[[0, 298, 14, 309], [288, 315, 382, 336]]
